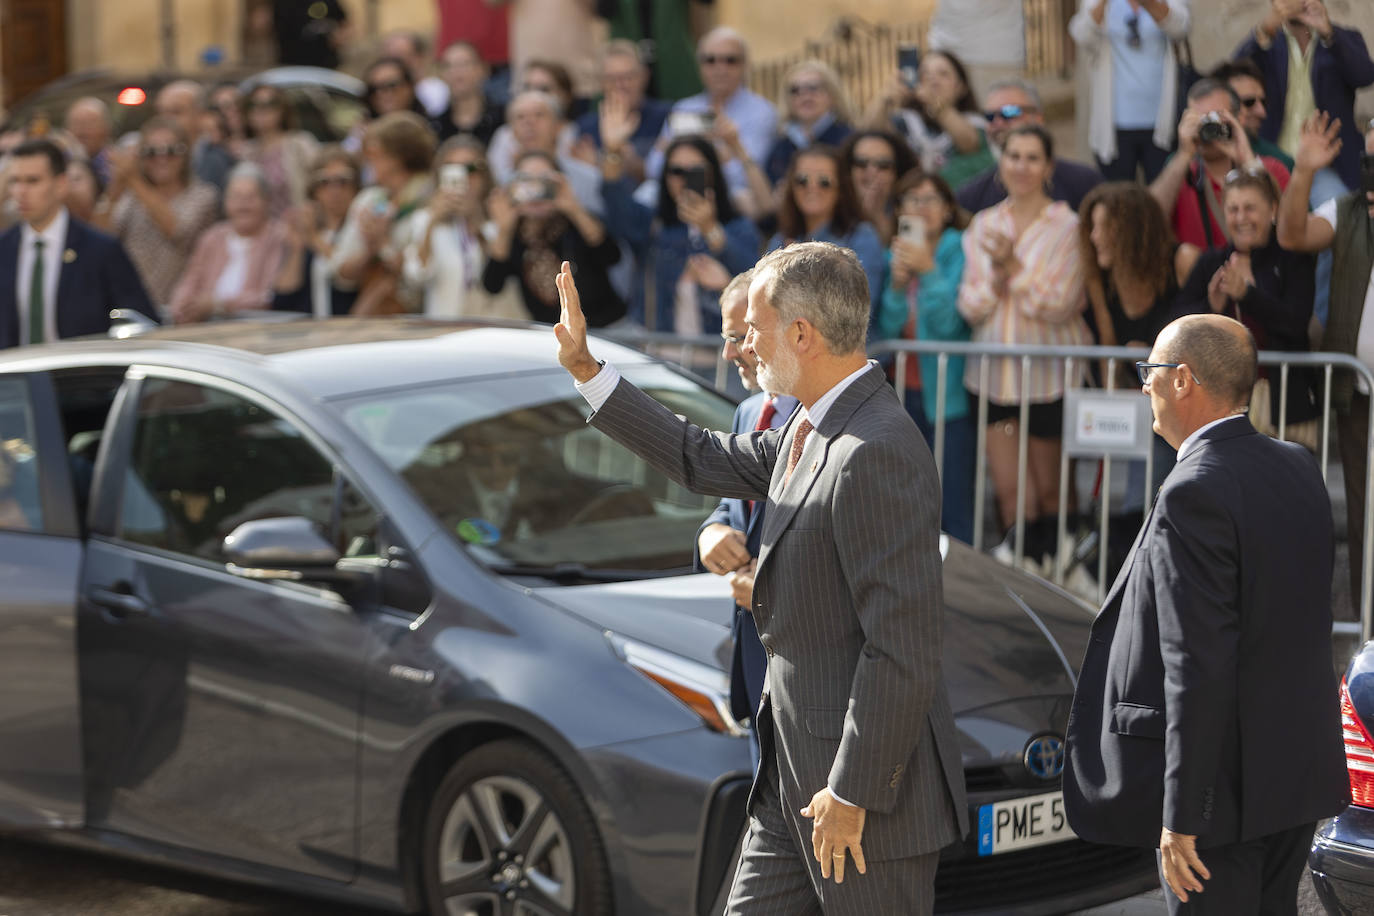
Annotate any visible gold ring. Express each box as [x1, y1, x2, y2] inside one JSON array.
[[832, 853, 845, 859]]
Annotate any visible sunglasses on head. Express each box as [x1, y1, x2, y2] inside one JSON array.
[[852, 156, 894, 171], [369, 79, 406, 94], [700, 54, 742, 66], [789, 81, 825, 96], [140, 143, 187, 158], [983, 104, 1032, 122], [793, 173, 834, 189], [1224, 163, 1270, 185]]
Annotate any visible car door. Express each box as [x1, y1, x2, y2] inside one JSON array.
[[77, 371, 381, 881], [0, 371, 85, 828]]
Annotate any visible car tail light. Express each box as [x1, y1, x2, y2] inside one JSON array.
[[1340, 678, 1374, 807], [606, 633, 747, 738], [117, 87, 147, 106]]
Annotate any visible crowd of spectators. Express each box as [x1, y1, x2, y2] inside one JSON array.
[[2, 0, 1373, 581]]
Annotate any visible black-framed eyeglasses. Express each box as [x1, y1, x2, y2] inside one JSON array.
[[983, 104, 1033, 122], [1136, 361, 1203, 386], [1124, 13, 1142, 49]]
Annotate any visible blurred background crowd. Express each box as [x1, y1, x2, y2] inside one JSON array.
[[1, 0, 1373, 600]]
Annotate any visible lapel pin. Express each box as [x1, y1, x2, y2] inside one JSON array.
[[810, 460, 818, 474], [63, 248, 76, 264]]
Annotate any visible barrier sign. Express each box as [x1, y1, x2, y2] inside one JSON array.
[[1062, 390, 1155, 458]]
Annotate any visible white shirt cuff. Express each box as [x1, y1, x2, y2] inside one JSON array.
[[828, 786, 858, 807], [574, 362, 620, 411]]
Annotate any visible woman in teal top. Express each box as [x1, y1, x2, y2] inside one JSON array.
[[877, 170, 975, 542]]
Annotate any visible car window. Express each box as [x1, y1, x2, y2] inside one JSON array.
[[335, 366, 739, 575], [0, 377, 44, 532], [119, 378, 375, 561]]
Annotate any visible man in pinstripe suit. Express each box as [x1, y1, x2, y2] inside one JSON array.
[[554, 243, 967, 914]]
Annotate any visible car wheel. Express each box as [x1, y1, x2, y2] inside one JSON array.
[[421, 739, 612, 916]]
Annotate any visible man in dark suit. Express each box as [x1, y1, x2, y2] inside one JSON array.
[[0, 139, 156, 349], [554, 243, 966, 914], [694, 269, 799, 768], [1064, 314, 1349, 913]]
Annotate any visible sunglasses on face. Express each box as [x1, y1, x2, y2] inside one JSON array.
[[699, 54, 742, 66], [369, 79, 406, 94], [665, 165, 704, 178], [789, 81, 825, 96], [793, 173, 835, 189], [984, 104, 1033, 122], [140, 143, 187, 158], [1239, 96, 1265, 109], [313, 174, 355, 189], [852, 156, 894, 171]]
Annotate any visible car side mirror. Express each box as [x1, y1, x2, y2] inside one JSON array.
[[223, 517, 358, 585]]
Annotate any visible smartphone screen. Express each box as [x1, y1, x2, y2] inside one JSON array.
[[898, 45, 921, 88], [684, 166, 707, 196]]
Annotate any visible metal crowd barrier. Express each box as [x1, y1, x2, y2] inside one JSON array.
[[589, 328, 1374, 644]]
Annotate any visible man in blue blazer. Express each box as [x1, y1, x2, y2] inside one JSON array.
[[0, 139, 156, 350], [1235, 0, 1374, 189], [695, 270, 798, 766], [1064, 314, 1348, 914]]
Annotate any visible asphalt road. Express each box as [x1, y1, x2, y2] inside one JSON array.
[[0, 833, 1331, 916]]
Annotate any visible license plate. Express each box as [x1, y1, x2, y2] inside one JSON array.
[[977, 790, 1075, 856]]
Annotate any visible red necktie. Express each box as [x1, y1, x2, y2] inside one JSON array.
[[748, 397, 777, 517], [784, 418, 814, 485]]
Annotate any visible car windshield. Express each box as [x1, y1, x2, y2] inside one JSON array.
[[336, 365, 739, 577]]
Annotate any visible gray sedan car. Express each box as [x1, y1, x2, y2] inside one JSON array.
[[0, 319, 1153, 915]]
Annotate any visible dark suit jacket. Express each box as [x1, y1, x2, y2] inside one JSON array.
[[1064, 417, 1349, 849], [1235, 26, 1374, 189], [693, 392, 799, 723], [1177, 238, 1319, 426], [593, 364, 967, 862], [0, 217, 157, 349]]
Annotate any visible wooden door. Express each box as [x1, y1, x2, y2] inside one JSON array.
[[2, 0, 68, 109]]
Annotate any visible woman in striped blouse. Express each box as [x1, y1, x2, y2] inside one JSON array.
[[958, 125, 1091, 563]]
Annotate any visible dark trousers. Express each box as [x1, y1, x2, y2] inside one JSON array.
[[903, 390, 976, 545], [1157, 822, 1316, 915], [726, 756, 938, 915], [1098, 128, 1171, 183], [1338, 393, 1371, 616]]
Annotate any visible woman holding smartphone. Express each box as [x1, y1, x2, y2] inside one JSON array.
[[484, 150, 624, 327], [876, 170, 975, 542], [601, 135, 759, 334], [958, 125, 1091, 567], [864, 49, 988, 188]]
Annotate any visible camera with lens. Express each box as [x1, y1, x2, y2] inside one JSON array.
[[1197, 111, 1232, 145]]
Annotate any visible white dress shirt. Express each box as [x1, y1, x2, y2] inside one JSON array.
[[15, 208, 69, 344], [1175, 413, 1248, 463]]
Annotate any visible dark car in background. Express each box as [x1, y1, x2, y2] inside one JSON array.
[[1310, 641, 1374, 912], [1, 66, 366, 142], [0, 319, 1154, 914]]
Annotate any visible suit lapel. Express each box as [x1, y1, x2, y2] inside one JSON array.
[[762, 365, 886, 545], [0, 228, 20, 348], [54, 220, 81, 339]]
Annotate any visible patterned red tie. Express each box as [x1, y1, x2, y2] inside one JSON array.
[[784, 418, 814, 485], [748, 398, 777, 518]]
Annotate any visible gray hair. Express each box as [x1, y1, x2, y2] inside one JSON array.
[[506, 89, 563, 122], [225, 162, 272, 201], [986, 78, 1042, 110], [754, 243, 869, 356], [161, 79, 208, 112], [721, 267, 755, 305], [1186, 78, 1240, 114], [698, 26, 749, 63], [1156, 314, 1257, 409]]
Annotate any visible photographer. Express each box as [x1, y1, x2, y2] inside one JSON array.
[[1276, 111, 1374, 613], [483, 150, 624, 326], [1148, 78, 1291, 250]]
